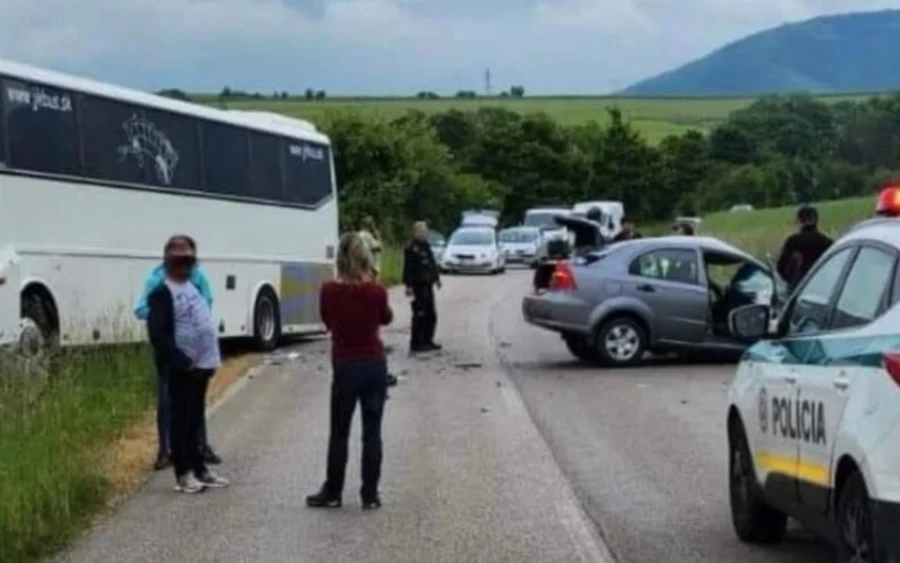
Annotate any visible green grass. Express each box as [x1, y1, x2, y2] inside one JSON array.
[[0, 346, 155, 563], [379, 246, 403, 287], [199, 93, 874, 143], [702, 196, 875, 258]]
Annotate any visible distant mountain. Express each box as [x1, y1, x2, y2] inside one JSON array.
[[621, 10, 900, 96]]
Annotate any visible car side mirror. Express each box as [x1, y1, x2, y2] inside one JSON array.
[[729, 304, 771, 341]]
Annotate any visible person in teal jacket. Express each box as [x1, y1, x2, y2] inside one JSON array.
[[134, 235, 221, 470]]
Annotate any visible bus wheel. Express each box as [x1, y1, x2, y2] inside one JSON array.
[[253, 288, 281, 351], [18, 293, 56, 377]]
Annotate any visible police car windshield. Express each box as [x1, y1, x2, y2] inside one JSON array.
[[450, 230, 494, 246], [499, 229, 538, 243], [523, 212, 560, 228]]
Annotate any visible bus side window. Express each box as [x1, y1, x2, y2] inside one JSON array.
[[3, 79, 79, 176], [202, 121, 249, 197], [283, 141, 332, 207]]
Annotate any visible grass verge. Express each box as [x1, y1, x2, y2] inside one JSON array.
[[702, 196, 874, 258], [0, 346, 259, 563]]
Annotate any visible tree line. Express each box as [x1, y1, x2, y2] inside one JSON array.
[[321, 93, 900, 240]]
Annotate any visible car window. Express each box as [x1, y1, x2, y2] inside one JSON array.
[[830, 246, 896, 330], [449, 230, 494, 245], [499, 229, 537, 243], [787, 247, 853, 336], [629, 248, 698, 285]]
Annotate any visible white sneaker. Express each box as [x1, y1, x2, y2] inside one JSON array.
[[175, 474, 206, 493], [196, 470, 230, 488]]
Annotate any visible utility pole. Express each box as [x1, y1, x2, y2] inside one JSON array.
[[484, 68, 491, 96]]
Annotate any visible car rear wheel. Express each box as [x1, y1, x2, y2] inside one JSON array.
[[837, 471, 874, 563], [594, 317, 646, 366], [729, 422, 787, 544], [563, 334, 598, 363]]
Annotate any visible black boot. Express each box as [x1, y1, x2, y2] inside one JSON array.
[[306, 487, 342, 508]]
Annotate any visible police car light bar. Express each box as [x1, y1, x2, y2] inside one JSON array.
[[876, 184, 900, 216], [882, 351, 900, 387]]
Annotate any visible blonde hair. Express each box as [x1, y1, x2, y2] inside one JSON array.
[[336, 232, 373, 280]]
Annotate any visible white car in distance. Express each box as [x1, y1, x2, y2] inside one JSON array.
[[441, 227, 506, 274], [498, 226, 541, 266]]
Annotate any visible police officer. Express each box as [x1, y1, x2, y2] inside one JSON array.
[[776, 204, 833, 292], [403, 221, 442, 353]]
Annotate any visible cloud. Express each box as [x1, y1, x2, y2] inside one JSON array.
[[0, 0, 897, 94]]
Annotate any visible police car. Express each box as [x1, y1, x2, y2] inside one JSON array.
[[726, 189, 900, 563]]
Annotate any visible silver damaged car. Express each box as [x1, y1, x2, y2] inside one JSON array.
[[522, 236, 785, 366]]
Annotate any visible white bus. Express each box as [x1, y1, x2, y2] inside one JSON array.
[[0, 59, 338, 352]]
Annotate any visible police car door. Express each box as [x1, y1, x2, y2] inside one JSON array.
[[0, 244, 22, 347], [767, 245, 856, 508], [793, 243, 897, 512]]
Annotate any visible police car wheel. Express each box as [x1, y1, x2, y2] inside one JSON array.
[[728, 423, 787, 544], [594, 317, 646, 366], [836, 471, 874, 563]]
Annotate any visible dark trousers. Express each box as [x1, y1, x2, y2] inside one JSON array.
[[324, 358, 388, 500], [169, 370, 213, 477], [410, 284, 437, 349], [157, 373, 209, 455]]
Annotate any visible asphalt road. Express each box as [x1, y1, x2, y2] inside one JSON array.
[[59, 268, 610, 563], [493, 269, 834, 563], [59, 268, 834, 563]]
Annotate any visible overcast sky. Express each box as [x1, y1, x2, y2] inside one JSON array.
[[0, 0, 898, 95]]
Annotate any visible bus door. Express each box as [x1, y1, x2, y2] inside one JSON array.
[[0, 244, 22, 347]]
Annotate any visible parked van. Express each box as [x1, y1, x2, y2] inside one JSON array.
[[524, 207, 571, 265]]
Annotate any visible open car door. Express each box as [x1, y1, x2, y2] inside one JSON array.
[[763, 252, 790, 309], [0, 244, 22, 347], [553, 214, 604, 253], [533, 215, 605, 292]]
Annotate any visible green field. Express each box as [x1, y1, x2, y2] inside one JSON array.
[[197, 93, 872, 143], [702, 196, 874, 258]]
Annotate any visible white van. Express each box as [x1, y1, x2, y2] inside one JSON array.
[[571, 201, 624, 240], [524, 207, 571, 264]]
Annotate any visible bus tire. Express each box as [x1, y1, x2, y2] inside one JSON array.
[[18, 291, 58, 376], [252, 288, 281, 352]]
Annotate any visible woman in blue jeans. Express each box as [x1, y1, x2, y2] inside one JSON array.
[[135, 235, 221, 470], [307, 232, 392, 509]]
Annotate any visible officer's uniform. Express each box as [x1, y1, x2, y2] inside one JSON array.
[[403, 239, 440, 351]]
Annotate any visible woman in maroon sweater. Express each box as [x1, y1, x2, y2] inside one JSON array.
[[307, 232, 393, 510]]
